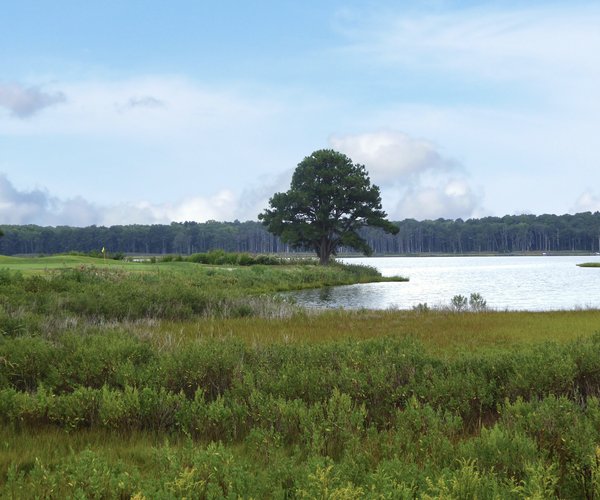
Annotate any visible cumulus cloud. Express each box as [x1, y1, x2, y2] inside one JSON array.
[[328, 4, 600, 217], [330, 130, 448, 183], [0, 83, 66, 118], [397, 178, 482, 220], [330, 130, 482, 220], [573, 191, 600, 213], [0, 173, 239, 226], [113, 190, 238, 226]]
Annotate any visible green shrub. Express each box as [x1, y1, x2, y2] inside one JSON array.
[[98, 385, 141, 430], [137, 387, 186, 431], [47, 386, 99, 429], [0, 337, 59, 391], [160, 442, 252, 499], [450, 294, 468, 312], [469, 292, 487, 311], [391, 397, 461, 468], [501, 396, 598, 498], [506, 343, 577, 400], [570, 333, 600, 399], [458, 425, 540, 482], [422, 459, 510, 499], [160, 340, 247, 399]]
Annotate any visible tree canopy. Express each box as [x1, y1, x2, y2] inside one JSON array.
[[258, 149, 399, 264]]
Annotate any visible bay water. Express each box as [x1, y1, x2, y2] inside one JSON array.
[[288, 255, 600, 311]]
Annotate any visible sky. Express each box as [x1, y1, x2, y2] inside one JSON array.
[[1, 0, 600, 226]]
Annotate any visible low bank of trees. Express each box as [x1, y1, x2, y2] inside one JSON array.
[[1, 212, 600, 256]]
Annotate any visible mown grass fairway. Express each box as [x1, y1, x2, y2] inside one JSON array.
[[2, 255, 600, 498], [0, 254, 110, 271]]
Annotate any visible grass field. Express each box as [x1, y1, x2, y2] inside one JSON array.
[[139, 308, 600, 355], [2, 254, 600, 498]]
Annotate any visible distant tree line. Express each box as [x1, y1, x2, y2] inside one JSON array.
[[359, 212, 600, 255], [0, 221, 287, 256], [1, 212, 600, 256]]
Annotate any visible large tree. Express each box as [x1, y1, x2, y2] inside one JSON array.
[[259, 149, 399, 264]]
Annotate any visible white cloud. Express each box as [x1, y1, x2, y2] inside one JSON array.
[[397, 178, 482, 220], [0, 83, 66, 118], [0, 76, 283, 143], [0, 75, 318, 206], [573, 191, 600, 213], [329, 3, 600, 218], [238, 169, 295, 221], [0, 174, 48, 222], [330, 130, 448, 183], [0, 173, 240, 226], [329, 130, 482, 220], [116, 190, 238, 225]]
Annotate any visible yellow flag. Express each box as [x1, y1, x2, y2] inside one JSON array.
[[101, 247, 105, 254]]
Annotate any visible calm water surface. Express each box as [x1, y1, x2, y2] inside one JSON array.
[[289, 256, 600, 311]]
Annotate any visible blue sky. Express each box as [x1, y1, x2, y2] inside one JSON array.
[[1, 0, 600, 226]]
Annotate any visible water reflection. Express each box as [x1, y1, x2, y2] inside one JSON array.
[[318, 287, 334, 302]]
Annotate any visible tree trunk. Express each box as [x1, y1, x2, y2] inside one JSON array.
[[318, 236, 331, 265]]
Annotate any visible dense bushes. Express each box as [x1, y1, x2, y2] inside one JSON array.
[[3, 330, 600, 495], [186, 249, 283, 266], [2, 320, 599, 408], [3, 396, 600, 497], [5, 333, 600, 426]]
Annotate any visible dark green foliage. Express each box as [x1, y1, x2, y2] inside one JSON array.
[[259, 149, 398, 264], [186, 249, 282, 265], [501, 396, 600, 497]]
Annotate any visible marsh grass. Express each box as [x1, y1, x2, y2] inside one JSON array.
[[3, 254, 600, 497], [0, 426, 172, 474], [137, 309, 600, 355], [0, 257, 403, 331]]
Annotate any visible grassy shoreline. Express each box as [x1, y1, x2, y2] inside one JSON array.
[[0, 256, 407, 325]]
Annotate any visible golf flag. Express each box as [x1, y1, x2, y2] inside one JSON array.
[[101, 247, 105, 254]]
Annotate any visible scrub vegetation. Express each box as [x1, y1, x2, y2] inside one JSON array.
[[1, 255, 600, 498]]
